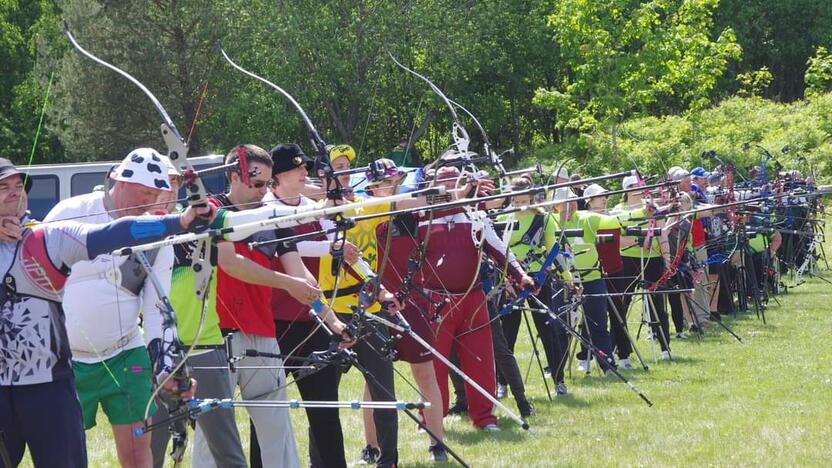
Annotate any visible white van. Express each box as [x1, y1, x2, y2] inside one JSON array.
[[20, 154, 227, 220]]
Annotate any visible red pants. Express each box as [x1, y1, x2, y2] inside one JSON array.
[[429, 288, 497, 428]]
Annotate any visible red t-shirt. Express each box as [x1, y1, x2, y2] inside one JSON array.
[[210, 195, 296, 337], [691, 218, 706, 248]]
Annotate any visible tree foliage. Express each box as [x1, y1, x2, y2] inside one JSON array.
[[715, 0, 832, 101], [535, 0, 741, 132], [0, 0, 829, 178]]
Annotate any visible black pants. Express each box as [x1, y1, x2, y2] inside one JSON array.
[[334, 312, 398, 467], [485, 294, 526, 399], [500, 281, 569, 384], [744, 250, 765, 298], [0, 379, 87, 468], [711, 262, 736, 315], [608, 256, 670, 355], [250, 321, 347, 468], [667, 272, 694, 333]]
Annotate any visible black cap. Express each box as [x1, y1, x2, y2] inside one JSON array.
[[269, 144, 314, 176], [0, 158, 32, 192]]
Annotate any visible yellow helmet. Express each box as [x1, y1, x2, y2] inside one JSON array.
[[327, 144, 356, 163]]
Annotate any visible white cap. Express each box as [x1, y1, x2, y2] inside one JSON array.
[[622, 175, 641, 189], [553, 187, 576, 202], [668, 166, 690, 181], [111, 148, 173, 191], [583, 183, 608, 198]]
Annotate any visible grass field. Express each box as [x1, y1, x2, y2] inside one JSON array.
[[23, 249, 832, 467]]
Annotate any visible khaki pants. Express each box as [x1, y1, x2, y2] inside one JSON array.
[[692, 247, 712, 323], [192, 333, 300, 468]]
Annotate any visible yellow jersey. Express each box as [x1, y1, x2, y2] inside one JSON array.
[[318, 198, 393, 314]]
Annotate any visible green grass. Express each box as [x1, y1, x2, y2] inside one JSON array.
[[23, 251, 832, 467]]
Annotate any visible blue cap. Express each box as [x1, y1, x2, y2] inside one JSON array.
[[691, 167, 710, 178]]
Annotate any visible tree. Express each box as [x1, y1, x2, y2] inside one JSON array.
[[534, 0, 741, 147], [715, 0, 832, 102], [48, 0, 228, 161], [0, 0, 63, 164]]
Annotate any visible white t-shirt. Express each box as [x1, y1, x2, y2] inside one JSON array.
[[43, 191, 173, 363], [262, 191, 331, 257]]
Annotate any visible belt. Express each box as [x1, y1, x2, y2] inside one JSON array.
[[322, 283, 364, 299], [71, 327, 141, 360]]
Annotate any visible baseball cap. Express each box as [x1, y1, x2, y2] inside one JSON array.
[[270, 143, 314, 175], [367, 158, 405, 186], [690, 166, 710, 178], [553, 167, 569, 180], [111, 148, 173, 191], [583, 183, 608, 198], [553, 187, 576, 202], [0, 158, 32, 193], [327, 144, 356, 163], [622, 175, 641, 189], [668, 167, 690, 181]]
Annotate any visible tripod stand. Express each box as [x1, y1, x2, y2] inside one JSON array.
[[527, 294, 653, 406]]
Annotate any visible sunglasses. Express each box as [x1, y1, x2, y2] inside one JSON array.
[[249, 180, 271, 189]]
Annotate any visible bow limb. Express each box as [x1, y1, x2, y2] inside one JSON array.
[[65, 23, 210, 463], [219, 47, 358, 377], [387, 50, 471, 155]]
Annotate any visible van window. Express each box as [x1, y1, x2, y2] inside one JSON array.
[[192, 164, 228, 195], [26, 175, 60, 221], [71, 172, 108, 196]]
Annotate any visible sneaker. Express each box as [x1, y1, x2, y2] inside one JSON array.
[[482, 423, 501, 432], [517, 398, 535, 418], [689, 325, 701, 334], [496, 383, 507, 400], [428, 444, 448, 462], [556, 382, 568, 396], [619, 358, 633, 369], [676, 332, 689, 339], [577, 360, 590, 373], [358, 445, 380, 465], [447, 399, 468, 415], [660, 350, 671, 360], [543, 366, 552, 379]]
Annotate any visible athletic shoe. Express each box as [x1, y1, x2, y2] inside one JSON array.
[[482, 423, 501, 432], [358, 445, 380, 465], [517, 398, 535, 418], [676, 332, 689, 339], [496, 383, 507, 400], [556, 382, 568, 396], [619, 358, 633, 369], [447, 399, 468, 415], [577, 360, 590, 373], [428, 444, 448, 462], [661, 350, 671, 360]]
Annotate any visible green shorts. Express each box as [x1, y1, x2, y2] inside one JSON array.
[[73, 346, 157, 429]]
